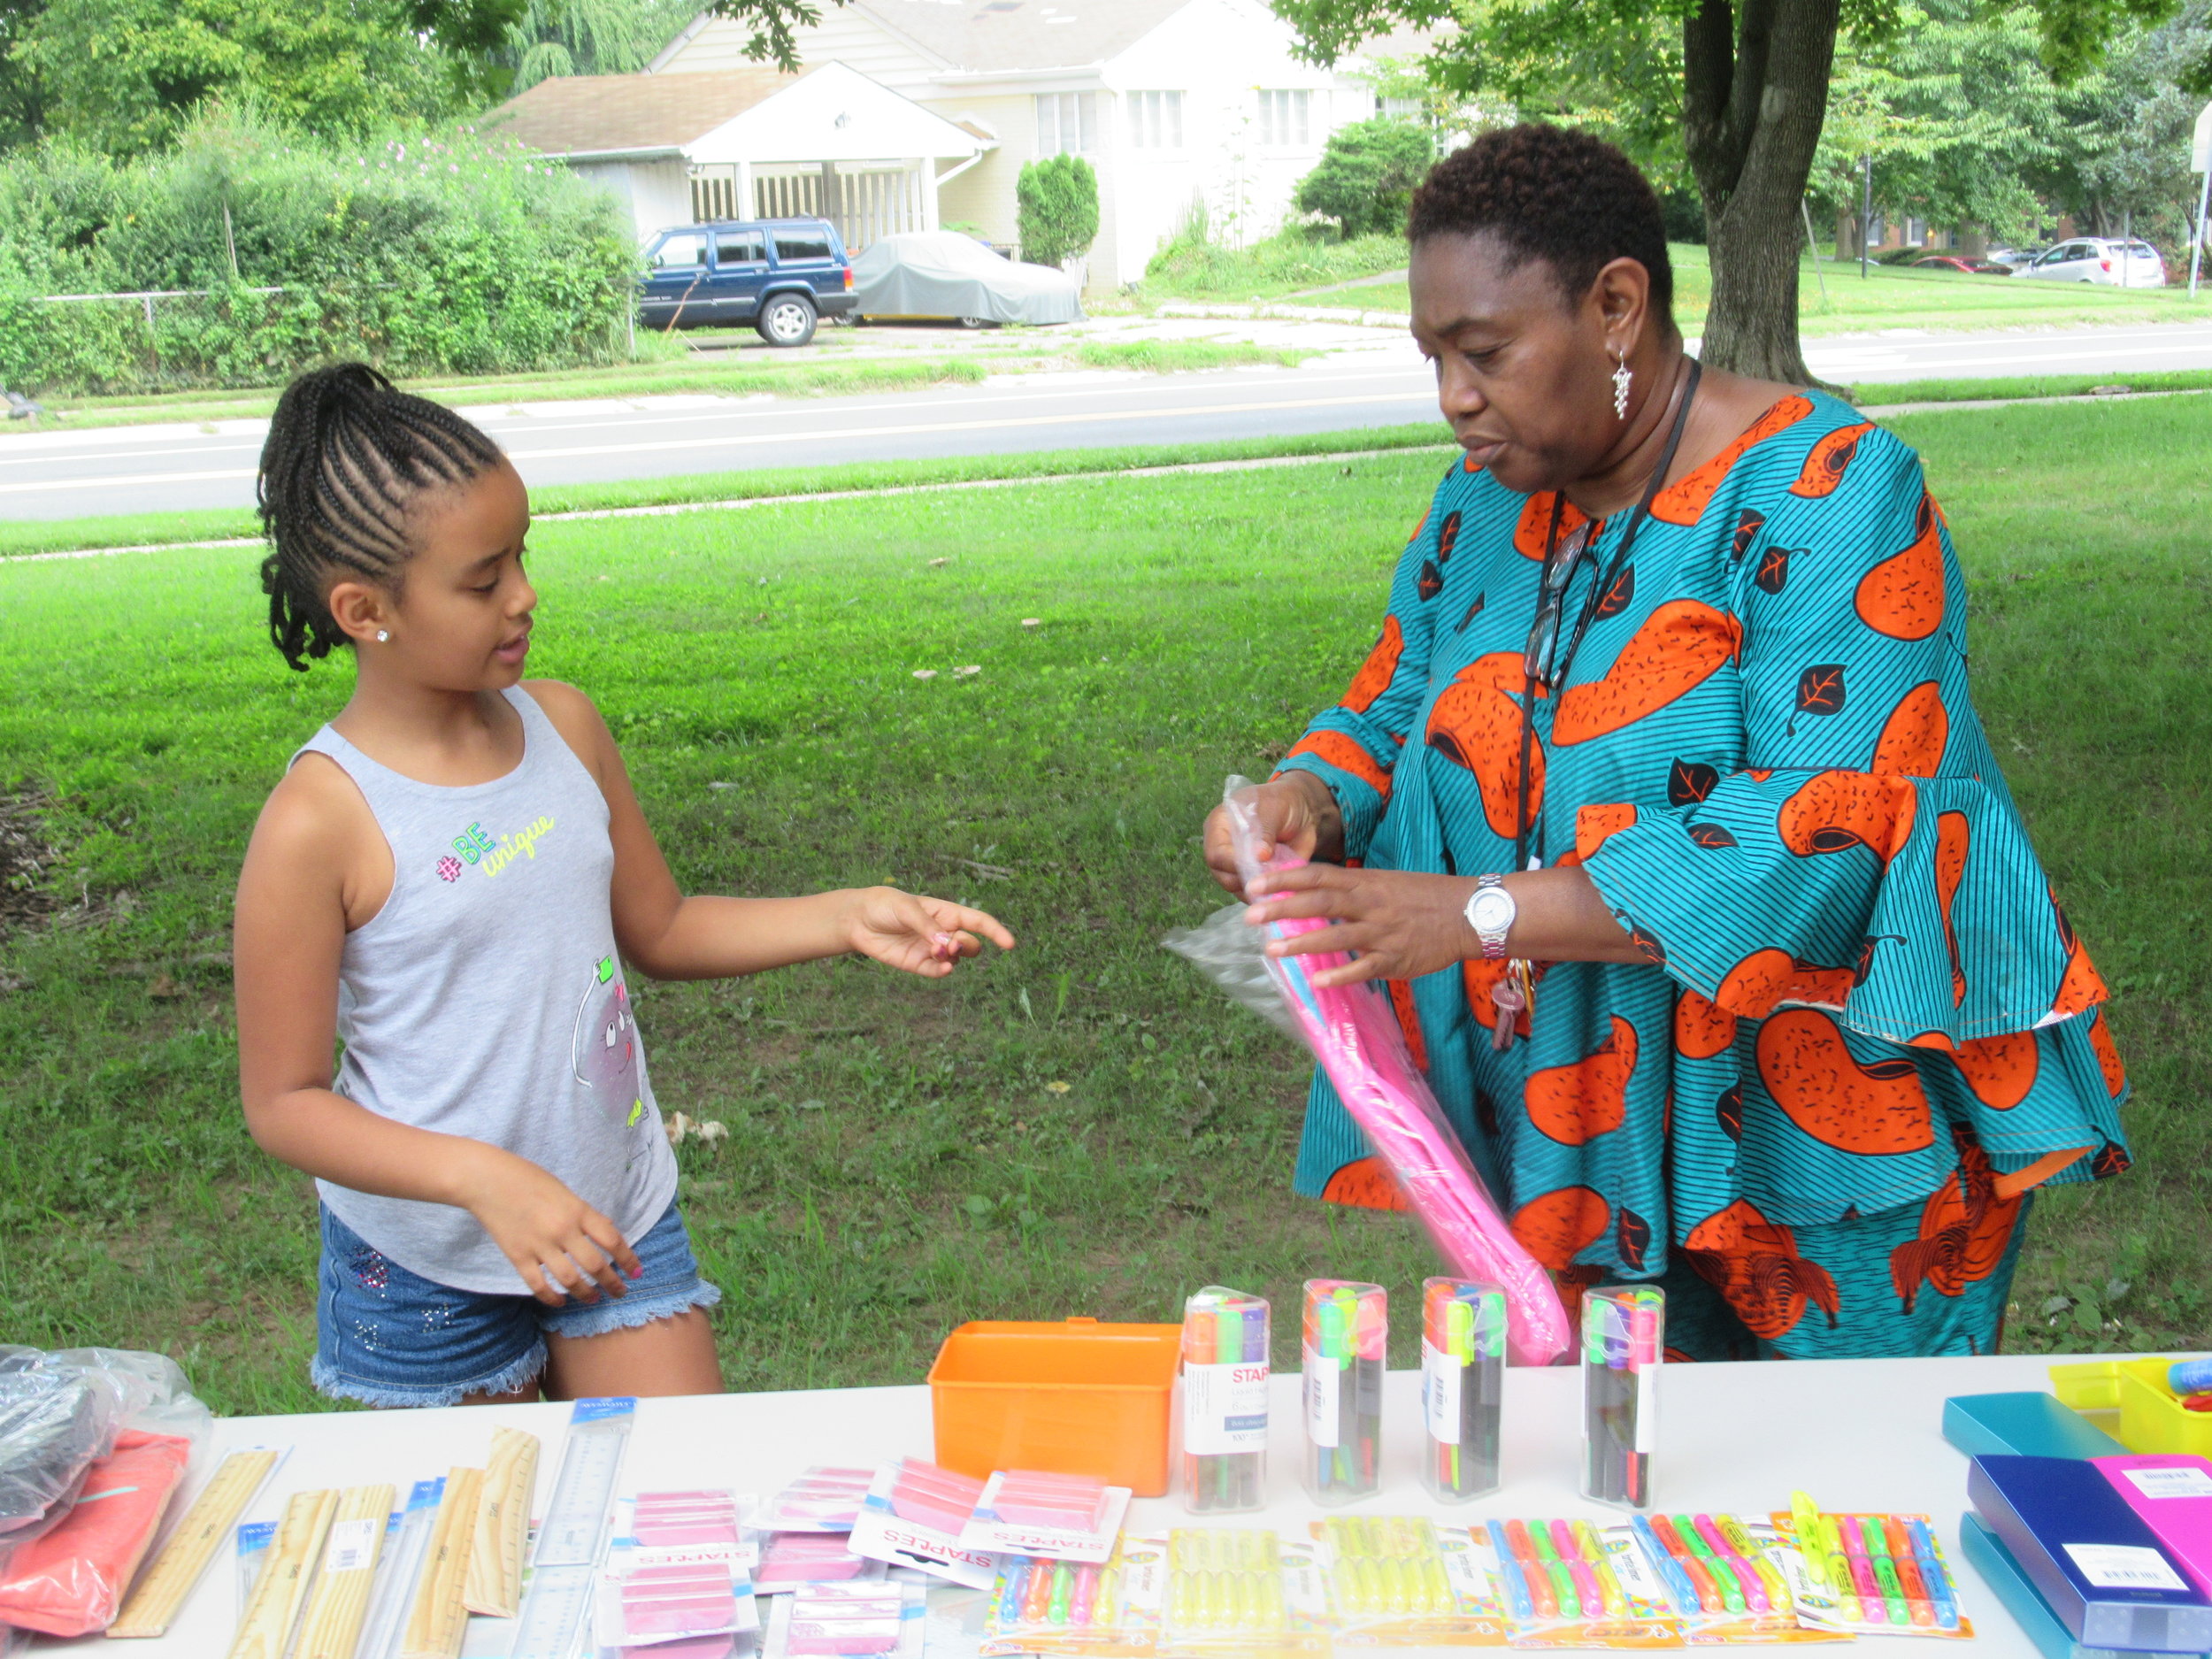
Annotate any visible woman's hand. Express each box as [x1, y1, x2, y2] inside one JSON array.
[[451, 1145, 643, 1307], [1202, 772, 1345, 895], [843, 887, 1016, 978], [1244, 864, 1643, 985], [1242, 864, 1478, 987]]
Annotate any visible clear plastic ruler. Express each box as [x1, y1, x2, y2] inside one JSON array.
[[358, 1478, 444, 1659], [508, 1398, 635, 1659]]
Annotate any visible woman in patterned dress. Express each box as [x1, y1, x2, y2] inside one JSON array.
[[1203, 126, 2131, 1359]]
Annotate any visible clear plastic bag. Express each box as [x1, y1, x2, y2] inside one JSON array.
[[1167, 779, 1572, 1367], [0, 1348, 211, 1637]]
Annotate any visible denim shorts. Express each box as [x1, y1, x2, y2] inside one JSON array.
[[311, 1198, 721, 1408]]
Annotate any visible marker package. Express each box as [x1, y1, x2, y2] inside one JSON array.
[[1420, 1279, 1505, 1502], [1773, 1508, 1971, 1639], [979, 1533, 1164, 1657], [1161, 1526, 1327, 1650], [1317, 1515, 1507, 1637], [1484, 1517, 1677, 1644], [1180, 1286, 1270, 1515], [1580, 1286, 1662, 1510], [1302, 1280, 1384, 1505]]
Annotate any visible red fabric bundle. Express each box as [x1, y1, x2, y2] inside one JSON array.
[[0, 1430, 192, 1636]]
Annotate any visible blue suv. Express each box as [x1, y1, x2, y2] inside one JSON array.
[[639, 217, 855, 345]]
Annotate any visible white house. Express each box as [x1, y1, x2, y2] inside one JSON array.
[[481, 60, 990, 248], [646, 0, 1421, 290]]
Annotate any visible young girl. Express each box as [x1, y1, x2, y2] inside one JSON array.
[[233, 364, 1014, 1408]]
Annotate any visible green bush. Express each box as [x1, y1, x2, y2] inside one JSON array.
[[0, 111, 641, 396], [1292, 117, 1432, 239], [1141, 226, 1407, 298], [1016, 153, 1099, 269]]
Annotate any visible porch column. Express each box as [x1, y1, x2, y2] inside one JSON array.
[[918, 160, 938, 232]]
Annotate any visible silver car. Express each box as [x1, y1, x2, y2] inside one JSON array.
[[2011, 237, 2167, 288]]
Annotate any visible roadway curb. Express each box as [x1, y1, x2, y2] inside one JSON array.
[[5, 445, 1459, 564]]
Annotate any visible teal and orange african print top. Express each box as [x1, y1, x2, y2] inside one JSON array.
[[1276, 388, 2131, 1356]]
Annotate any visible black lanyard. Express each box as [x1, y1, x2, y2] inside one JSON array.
[[1511, 358, 1702, 873]]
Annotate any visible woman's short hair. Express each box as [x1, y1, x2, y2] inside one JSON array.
[[1408, 124, 1674, 322]]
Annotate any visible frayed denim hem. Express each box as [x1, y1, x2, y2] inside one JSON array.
[[543, 1278, 722, 1341], [311, 1339, 548, 1409]]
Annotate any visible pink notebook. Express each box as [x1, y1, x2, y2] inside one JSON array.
[[2093, 1455, 2212, 1595]]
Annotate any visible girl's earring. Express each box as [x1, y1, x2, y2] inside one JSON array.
[[375, 630, 390, 643], [1611, 349, 1633, 420]]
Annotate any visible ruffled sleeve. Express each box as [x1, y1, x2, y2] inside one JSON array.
[[1272, 466, 1449, 863], [1576, 426, 2109, 1050]]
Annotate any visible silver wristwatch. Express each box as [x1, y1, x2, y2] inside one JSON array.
[[1465, 873, 1516, 960]]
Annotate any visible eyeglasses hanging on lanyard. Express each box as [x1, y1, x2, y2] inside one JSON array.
[[1491, 359, 1702, 1052]]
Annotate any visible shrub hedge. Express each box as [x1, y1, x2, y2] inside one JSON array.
[[0, 112, 641, 396]]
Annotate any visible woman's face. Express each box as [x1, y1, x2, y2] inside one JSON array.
[[1409, 231, 1629, 495]]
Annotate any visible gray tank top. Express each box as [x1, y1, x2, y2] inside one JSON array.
[[293, 687, 678, 1294]]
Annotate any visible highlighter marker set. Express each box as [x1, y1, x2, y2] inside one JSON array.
[[1777, 1494, 1971, 1639], [1181, 1278, 1513, 1517]]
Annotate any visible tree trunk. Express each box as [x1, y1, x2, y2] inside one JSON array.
[[1835, 208, 1861, 260], [1679, 0, 1842, 384], [1958, 222, 1988, 259]]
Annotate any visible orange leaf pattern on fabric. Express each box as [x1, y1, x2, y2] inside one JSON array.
[[1321, 1156, 1409, 1212], [1284, 730, 1391, 798], [1756, 1008, 1936, 1155], [1551, 601, 1742, 745], [1525, 1015, 1638, 1145], [1788, 421, 1877, 499], [1649, 396, 1815, 526], [1426, 651, 1544, 838], [1674, 989, 1739, 1059], [1935, 810, 1970, 1007], [1510, 1184, 1612, 1271], [1855, 492, 1947, 641], [1511, 491, 1590, 559], [1777, 771, 1919, 865], [1340, 615, 1406, 716], [1952, 1031, 2038, 1110], [2087, 1010, 2127, 1098], [1872, 681, 1950, 776]]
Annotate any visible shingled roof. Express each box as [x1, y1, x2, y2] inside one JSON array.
[[482, 67, 798, 157]]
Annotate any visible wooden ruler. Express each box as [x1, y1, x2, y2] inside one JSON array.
[[398, 1467, 482, 1659], [109, 1448, 284, 1639], [295, 1484, 396, 1659], [227, 1487, 338, 1659], [462, 1428, 539, 1618]]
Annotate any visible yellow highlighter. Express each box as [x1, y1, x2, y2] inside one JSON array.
[[1574, 1520, 1630, 1617], [1819, 1515, 1862, 1622], [1789, 1492, 1829, 1592], [1720, 1515, 1793, 1612]]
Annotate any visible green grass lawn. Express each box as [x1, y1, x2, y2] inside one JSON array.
[[0, 401, 2204, 1413], [1325, 244, 2212, 336]]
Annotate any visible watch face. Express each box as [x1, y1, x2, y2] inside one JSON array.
[[1469, 888, 1516, 933]]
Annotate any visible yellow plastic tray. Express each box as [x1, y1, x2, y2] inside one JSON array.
[[2050, 1357, 2212, 1455]]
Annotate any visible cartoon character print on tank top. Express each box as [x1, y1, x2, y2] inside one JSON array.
[[574, 956, 646, 1131]]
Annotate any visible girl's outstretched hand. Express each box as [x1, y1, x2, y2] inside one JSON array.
[[451, 1143, 643, 1307], [844, 887, 1015, 977]]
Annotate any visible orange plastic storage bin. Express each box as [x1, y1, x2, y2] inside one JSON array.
[[927, 1317, 1182, 1497]]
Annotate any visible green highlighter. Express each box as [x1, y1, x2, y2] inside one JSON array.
[[1527, 1515, 1583, 1619], [1674, 1514, 1745, 1615], [1859, 1516, 1910, 1626]]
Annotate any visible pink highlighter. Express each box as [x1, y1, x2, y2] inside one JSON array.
[[2093, 1455, 2212, 1596]]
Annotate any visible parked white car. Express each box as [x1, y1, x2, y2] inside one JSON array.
[[2011, 237, 2167, 288]]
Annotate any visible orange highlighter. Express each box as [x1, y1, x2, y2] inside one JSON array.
[[1883, 1517, 1937, 1627]]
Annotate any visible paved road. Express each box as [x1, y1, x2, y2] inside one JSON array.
[[7, 321, 2211, 522]]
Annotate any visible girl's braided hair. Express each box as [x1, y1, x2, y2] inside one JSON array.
[[257, 362, 505, 672]]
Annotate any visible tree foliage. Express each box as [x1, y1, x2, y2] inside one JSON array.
[[1294, 115, 1434, 235], [502, 0, 696, 92], [1017, 152, 1099, 268], [0, 109, 637, 391]]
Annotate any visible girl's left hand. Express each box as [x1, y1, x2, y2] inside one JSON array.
[[846, 887, 1017, 977], [1242, 864, 1475, 989]]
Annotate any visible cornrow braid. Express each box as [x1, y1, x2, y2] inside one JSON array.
[[257, 363, 505, 672]]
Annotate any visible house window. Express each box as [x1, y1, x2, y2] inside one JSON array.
[[1035, 92, 1096, 154], [1256, 88, 1310, 146], [1127, 90, 1183, 150]]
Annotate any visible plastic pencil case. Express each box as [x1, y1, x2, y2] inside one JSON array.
[[928, 1317, 1182, 1496], [992, 1471, 1110, 1532]]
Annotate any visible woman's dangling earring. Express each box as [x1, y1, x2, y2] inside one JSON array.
[[375, 630, 389, 642], [1611, 349, 1633, 420]]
